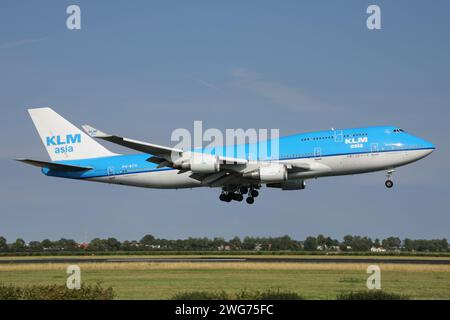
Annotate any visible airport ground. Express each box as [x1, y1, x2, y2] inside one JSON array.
[[0, 254, 449, 299]]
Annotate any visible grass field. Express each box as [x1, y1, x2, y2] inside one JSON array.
[[0, 258, 449, 299]]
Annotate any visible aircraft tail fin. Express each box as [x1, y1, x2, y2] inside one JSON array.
[[27, 107, 117, 161]]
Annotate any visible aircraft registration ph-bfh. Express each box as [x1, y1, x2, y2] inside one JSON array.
[[17, 108, 435, 204]]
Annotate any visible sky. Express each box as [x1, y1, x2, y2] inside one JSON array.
[[0, 0, 449, 242]]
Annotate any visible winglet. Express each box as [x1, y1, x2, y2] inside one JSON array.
[[81, 125, 111, 138]]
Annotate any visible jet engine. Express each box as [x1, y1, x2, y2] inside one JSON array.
[[243, 163, 288, 183], [175, 153, 220, 173], [267, 179, 306, 190]]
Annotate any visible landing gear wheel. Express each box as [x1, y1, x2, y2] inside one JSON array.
[[239, 186, 248, 194], [250, 189, 259, 197], [220, 193, 232, 202], [246, 197, 255, 204], [233, 193, 244, 202], [385, 180, 394, 188]]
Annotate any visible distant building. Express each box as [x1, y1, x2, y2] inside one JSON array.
[[79, 242, 89, 249]]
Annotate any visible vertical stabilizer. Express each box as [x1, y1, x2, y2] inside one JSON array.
[[28, 107, 117, 161]]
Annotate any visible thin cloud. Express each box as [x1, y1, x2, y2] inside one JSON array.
[[191, 77, 222, 91], [229, 67, 339, 112], [0, 37, 48, 49]]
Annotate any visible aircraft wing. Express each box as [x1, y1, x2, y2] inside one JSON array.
[[82, 125, 248, 167], [82, 125, 183, 161]]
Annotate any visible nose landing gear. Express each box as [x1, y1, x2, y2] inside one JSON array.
[[385, 180, 394, 188], [385, 170, 395, 189]]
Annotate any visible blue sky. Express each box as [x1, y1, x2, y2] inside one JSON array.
[[1, 1, 449, 242]]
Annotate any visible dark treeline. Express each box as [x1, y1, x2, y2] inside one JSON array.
[[0, 234, 448, 253]]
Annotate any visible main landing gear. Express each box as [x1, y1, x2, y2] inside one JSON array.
[[385, 170, 395, 189], [220, 186, 260, 204]]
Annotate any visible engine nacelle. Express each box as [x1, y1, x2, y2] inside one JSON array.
[[178, 153, 220, 173], [243, 163, 288, 183], [267, 179, 306, 190]]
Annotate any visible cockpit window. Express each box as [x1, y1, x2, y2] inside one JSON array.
[[393, 128, 405, 133]]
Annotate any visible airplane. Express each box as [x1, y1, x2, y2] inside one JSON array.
[[17, 108, 435, 204]]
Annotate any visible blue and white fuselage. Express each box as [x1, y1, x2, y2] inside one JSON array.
[[46, 127, 433, 188], [18, 108, 435, 203]]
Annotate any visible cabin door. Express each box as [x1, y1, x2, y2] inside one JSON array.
[[371, 143, 379, 153], [314, 147, 322, 159], [107, 166, 115, 180]]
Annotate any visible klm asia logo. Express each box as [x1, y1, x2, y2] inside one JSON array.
[[46, 133, 81, 154], [345, 137, 368, 144], [345, 137, 368, 149]]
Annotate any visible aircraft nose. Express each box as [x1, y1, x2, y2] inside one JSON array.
[[419, 137, 435, 156], [423, 139, 436, 151]]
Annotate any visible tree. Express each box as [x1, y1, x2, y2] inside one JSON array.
[[106, 238, 121, 251], [121, 240, 140, 251], [439, 239, 449, 252], [343, 235, 353, 246], [28, 241, 43, 251], [140, 234, 155, 246], [350, 236, 373, 251], [88, 238, 108, 251], [56, 238, 79, 251], [374, 238, 381, 248], [303, 237, 318, 251], [317, 235, 326, 247], [11, 238, 26, 252], [41, 239, 53, 249], [403, 238, 413, 251], [212, 237, 225, 249], [229, 236, 242, 250], [242, 237, 257, 250], [382, 237, 401, 250], [324, 237, 338, 248], [0, 236, 7, 251]]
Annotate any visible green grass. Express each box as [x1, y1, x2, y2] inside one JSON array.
[[336, 290, 409, 300], [0, 264, 449, 299]]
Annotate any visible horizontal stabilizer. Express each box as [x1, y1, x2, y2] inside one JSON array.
[[16, 158, 92, 171]]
